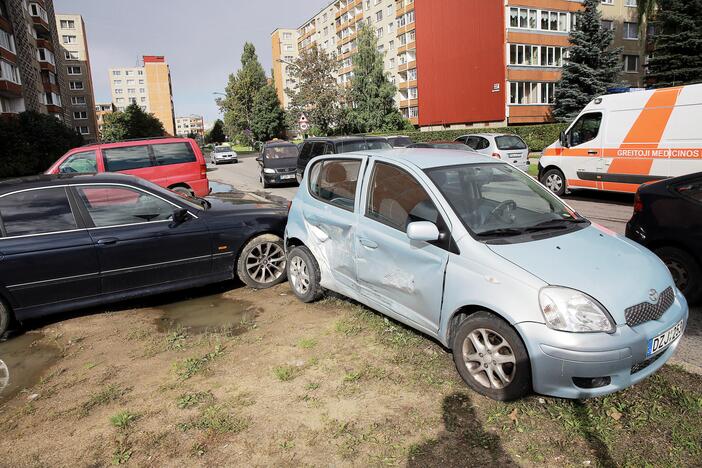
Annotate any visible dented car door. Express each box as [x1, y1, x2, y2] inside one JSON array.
[[355, 160, 450, 333]]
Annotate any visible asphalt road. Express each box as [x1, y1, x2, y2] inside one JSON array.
[[207, 153, 702, 374]]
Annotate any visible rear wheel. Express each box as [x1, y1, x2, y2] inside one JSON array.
[[287, 246, 324, 303], [170, 186, 193, 198], [540, 168, 566, 196], [0, 301, 12, 337], [236, 234, 287, 289], [655, 246, 702, 305], [452, 311, 531, 401]]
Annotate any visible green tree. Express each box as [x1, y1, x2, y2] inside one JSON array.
[[553, 0, 621, 122], [347, 24, 406, 133], [646, 0, 702, 87], [251, 84, 286, 141], [219, 43, 268, 142], [206, 119, 226, 144], [0, 111, 84, 178], [101, 103, 165, 142], [285, 45, 345, 135]]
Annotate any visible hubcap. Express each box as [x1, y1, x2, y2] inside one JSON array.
[[245, 242, 285, 284], [462, 328, 516, 390], [0, 359, 8, 394], [289, 256, 310, 295], [545, 174, 563, 193], [665, 259, 689, 292]]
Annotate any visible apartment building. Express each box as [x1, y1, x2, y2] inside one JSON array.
[[271, 28, 299, 108], [175, 114, 204, 140], [0, 0, 71, 121], [108, 55, 176, 135], [273, 0, 646, 129], [94, 101, 113, 137], [56, 14, 98, 142]]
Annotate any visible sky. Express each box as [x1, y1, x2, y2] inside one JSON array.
[[54, 0, 330, 126]]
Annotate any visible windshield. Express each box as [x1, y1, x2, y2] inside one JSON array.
[[264, 145, 298, 159], [390, 137, 413, 147], [215, 146, 230, 153], [495, 135, 527, 150], [425, 163, 583, 238]]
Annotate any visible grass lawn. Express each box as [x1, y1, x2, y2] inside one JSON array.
[[528, 162, 539, 178]]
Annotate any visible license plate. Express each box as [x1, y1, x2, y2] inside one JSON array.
[[647, 320, 684, 356], [281, 174, 295, 180], [509, 153, 522, 158]]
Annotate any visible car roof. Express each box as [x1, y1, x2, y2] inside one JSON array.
[[304, 136, 388, 143], [342, 148, 498, 169], [77, 137, 193, 151], [457, 133, 522, 139], [0, 172, 150, 194]]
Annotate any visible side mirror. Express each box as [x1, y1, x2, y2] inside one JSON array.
[[559, 131, 568, 148], [171, 208, 189, 225], [256, 156, 263, 163], [407, 221, 440, 242]]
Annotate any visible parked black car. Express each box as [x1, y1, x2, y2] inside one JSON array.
[[256, 140, 299, 188], [0, 173, 288, 336], [626, 173, 702, 304], [295, 136, 392, 183]]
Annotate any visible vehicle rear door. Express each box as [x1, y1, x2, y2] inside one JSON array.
[[101, 144, 168, 187], [151, 141, 200, 188], [355, 161, 451, 333], [0, 187, 100, 312], [71, 184, 212, 294]]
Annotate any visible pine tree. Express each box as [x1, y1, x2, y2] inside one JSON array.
[[251, 84, 286, 141], [647, 0, 702, 87], [553, 0, 621, 122], [347, 24, 406, 133], [219, 43, 268, 141]]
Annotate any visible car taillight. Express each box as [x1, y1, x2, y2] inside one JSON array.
[[199, 162, 207, 178], [491, 152, 501, 159], [633, 190, 644, 213]]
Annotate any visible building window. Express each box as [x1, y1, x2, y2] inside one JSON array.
[[36, 48, 55, 65], [116, 97, 124, 103], [509, 81, 555, 105], [112, 70, 121, 76], [623, 54, 639, 72], [48, 72, 56, 84], [114, 89, 123, 94], [376, 27, 383, 38], [408, 87, 418, 99], [62, 35, 77, 44], [138, 79, 144, 84], [0, 60, 21, 84], [69, 81, 84, 90], [60, 19, 75, 29], [73, 111, 87, 119], [137, 70, 143, 75], [623, 22, 639, 39], [283, 32, 292, 40], [127, 88, 136, 94], [75, 126, 89, 135], [140, 97, 146, 103], [601, 20, 614, 31], [625, 0, 637, 6], [28, 3, 48, 21], [67, 65, 81, 75], [71, 96, 86, 105], [0, 29, 16, 54], [139, 88, 145, 93], [510, 7, 571, 32], [65, 50, 79, 60], [601, 0, 613, 4], [113, 80, 122, 85], [408, 106, 418, 118], [125, 70, 134, 76], [376, 11, 383, 22]]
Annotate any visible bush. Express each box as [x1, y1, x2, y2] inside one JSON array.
[[373, 123, 567, 152], [0, 112, 84, 179]]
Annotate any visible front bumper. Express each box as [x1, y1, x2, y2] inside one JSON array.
[[213, 155, 237, 162], [516, 295, 688, 399], [263, 172, 297, 185]]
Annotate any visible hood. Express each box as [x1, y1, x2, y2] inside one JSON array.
[[205, 194, 285, 214], [487, 225, 675, 325]]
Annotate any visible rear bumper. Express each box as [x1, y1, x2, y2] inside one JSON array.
[[190, 178, 210, 198], [516, 295, 688, 399]]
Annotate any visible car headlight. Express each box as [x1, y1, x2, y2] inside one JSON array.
[[263, 168, 275, 174], [539, 287, 615, 333]]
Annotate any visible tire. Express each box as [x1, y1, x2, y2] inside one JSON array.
[[212, 160, 217, 166], [655, 246, 702, 305], [0, 301, 11, 337], [287, 246, 324, 303], [452, 311, 531, 401], [171, 186, 193, 198], [262, 176, 270, 189], [236, 234, 287, 289], [540, 168, 566, 197]]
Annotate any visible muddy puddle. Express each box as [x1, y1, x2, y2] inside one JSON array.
[[153, 294, 261, 336], [0, 333, 61, 405]]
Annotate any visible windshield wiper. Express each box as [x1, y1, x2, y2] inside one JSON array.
[[524, 217, 588, 232], [475, 228, 526, 238]]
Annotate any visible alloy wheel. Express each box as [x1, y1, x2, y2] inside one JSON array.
[[462, 328, 516, 389], [245, 242, 285, 284], [289, 256, 310, 295]]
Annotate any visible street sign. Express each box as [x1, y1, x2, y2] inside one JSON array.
[[299, 113, 308, 124], [300, 122, 309, 131]]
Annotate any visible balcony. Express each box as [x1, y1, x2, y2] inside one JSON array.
[[35, 38, 53, 51], [29, 3, 50, 34], [0, 80, 22, 98], [398, 60, 416, 72]]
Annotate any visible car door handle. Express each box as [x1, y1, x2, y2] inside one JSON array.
[[96, 237, 118, 246], [358, 238, 378, 249], [588, 150, 599, 155]]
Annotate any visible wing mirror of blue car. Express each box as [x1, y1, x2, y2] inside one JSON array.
[[171, 208, 189, 226], [406, 221, 440, 242]]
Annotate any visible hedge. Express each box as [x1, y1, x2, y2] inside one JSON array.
[[374, 123, 567, 152]]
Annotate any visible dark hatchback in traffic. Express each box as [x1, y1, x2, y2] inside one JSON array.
[[295, 136, 392, 182], [626, 172, 702, 304], [0, 173, 288, 336], [257, 140, 299, 188]]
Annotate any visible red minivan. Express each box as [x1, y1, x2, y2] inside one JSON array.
[[46, 137, 210, 197]]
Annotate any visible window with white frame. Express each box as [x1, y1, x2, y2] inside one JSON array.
[[60, 19, 75, 29], [69, 81, 84, 90], [126, 79, 135, 85], [29, 3, 48, 21], [0, 60, 21, 84], [114, 89, 123, 94], [112, 70, 121, 76], [625, 0, 637, 6], [67, 65, 81, 75], [75, 126, 89, 135], [601, 20, 614, 31], [407, 87, 418, 99], [376, 10, 382, 22], [509, 7, 572, 33], [601, 0, 613, 4], [407, 68, 417, 80], [116, 97, 124, 103], [623, 22, 639, 39], [408, 106, 418, 118], [71, 96, 86, 105], [127, 88, 135, 94], [62, 35, 77, 44], [509, 82, 556, 105], [0, 29, 16, 54], [377, 27, 383, 37], [65, 50, 79, 60], [73, 111, 87, 119], [509, 44, 567, 67], [623, 54, 639, 72], [125, 70, 133, 76], [140, 97, 146, 103], [283, 32, 292, 40], [36, 48, 55, 65]]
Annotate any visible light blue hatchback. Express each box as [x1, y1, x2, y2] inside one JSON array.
[[284, 149, 688, 400]]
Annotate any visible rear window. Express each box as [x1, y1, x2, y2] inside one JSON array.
[[495, 135, 527, 150], [389, 137, 413, 147], [153, 142, 197, 165], [103, 146, 152, 171]]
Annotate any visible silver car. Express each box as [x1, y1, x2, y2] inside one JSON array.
[[211, 145, 238, 165], [455, 133, 530, 172]]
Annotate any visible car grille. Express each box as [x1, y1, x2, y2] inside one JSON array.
[[624, 287, 675, 327], [631, 351, 665, 374], [275, 168, 295, 174]]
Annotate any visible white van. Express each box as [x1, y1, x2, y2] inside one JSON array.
[[538, 84, 702, 195]]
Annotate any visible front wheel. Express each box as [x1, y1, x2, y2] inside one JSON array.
[[452, 311, 531, 401], [0, 301, 11, 337], [287, 246, 324, 303], [236, 234, 287, 289], [540, 168, 566, 197], [656, 246, 702, 305], [170, 186, 193, 198]]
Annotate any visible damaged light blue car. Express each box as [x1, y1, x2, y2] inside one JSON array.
[[284, 149, 689, 401]]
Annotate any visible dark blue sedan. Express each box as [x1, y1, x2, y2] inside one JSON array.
[[0, 173, 288, 336]]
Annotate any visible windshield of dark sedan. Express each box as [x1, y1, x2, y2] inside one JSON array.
[[495, 135, 527, 150], [264, 145, 298, 159], [425, 163, 581, 236]]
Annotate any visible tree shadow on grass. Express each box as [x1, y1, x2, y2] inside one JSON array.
[[407, 393, 517, 467], [571, 400, 617, 468]]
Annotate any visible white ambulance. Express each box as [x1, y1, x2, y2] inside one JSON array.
[[538, 84, 702, 195]]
